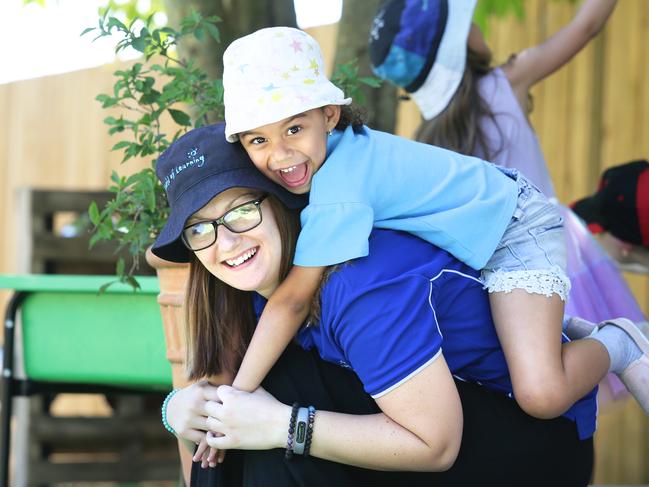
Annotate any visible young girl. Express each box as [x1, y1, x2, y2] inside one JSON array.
[[221, 22, 649, 420], [370, 0, 649, 405]]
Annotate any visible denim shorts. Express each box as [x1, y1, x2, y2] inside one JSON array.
[[481, 168, 571, 300]]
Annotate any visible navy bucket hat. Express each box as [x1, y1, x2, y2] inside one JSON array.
[[151, 123, 307, 263], [369, 0, 477, 120]]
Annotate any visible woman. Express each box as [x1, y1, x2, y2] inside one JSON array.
[[153, 123, 596, 486]]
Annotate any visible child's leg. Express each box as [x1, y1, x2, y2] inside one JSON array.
[[490, 291, 610, 418], [486, 173, 649, 417]]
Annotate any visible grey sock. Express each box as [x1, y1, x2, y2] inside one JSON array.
[[590, 324, 642, 374], [563, 316, 598, 340]]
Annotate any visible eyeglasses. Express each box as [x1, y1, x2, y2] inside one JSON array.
[[181, 195, 267, 252]]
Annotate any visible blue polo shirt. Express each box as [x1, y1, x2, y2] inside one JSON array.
[[293, 125, 519, 270], [254, 229, 597, 440]]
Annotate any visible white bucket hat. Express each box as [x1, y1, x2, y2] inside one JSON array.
[[369, 0, 477, 120], [223, 27, 352, 142]]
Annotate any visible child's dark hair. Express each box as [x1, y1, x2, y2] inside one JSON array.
[[335, 103, 367, 130], [415, 47, 504, 160]]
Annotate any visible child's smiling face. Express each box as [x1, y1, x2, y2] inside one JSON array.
[[238, 106, 341, 194]]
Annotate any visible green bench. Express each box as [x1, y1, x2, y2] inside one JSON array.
[[0, 274, 174, 487]]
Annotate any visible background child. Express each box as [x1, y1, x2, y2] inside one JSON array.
[[221, 23, 649, 425], [369, 0, 646, 403]]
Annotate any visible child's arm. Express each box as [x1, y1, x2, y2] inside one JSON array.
[[504, 0, 617, 100], [232, 265, 325, 392]]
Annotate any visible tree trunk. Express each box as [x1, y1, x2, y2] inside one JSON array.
[[334, 0, 397, 133], [163, 0, 297, 81]]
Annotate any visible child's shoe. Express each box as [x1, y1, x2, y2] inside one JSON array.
[[600, 318, 649, 415]]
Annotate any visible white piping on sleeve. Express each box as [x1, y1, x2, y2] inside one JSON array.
[[371, 349, 442, 399], [370, 268, 481, 400]]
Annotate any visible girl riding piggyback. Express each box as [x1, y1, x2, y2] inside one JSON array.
[[221, 24, 649, 420]]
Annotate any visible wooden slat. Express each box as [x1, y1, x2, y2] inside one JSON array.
[[27, 459, 179, 483], [30, 189, 113, 214], [31, 416, 173, 442]]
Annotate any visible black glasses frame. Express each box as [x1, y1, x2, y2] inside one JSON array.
[[181, 195, 267, 251]]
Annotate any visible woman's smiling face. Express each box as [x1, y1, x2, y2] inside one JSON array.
[[190, 187, 283, 298]]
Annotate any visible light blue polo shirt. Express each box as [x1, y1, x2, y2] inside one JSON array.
[[255, 229, 597, 440], [293, 125, 519, 270]]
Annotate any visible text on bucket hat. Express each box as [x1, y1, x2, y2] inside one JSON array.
[[222, 26, 351, 142], [369, 0, 477, 120], [571, 160, 649, 247], [151, 123, 307, 263]]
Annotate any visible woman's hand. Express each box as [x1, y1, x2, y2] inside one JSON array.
[[166, 380, 220, 444], [166, 381, 229, 467], [205, 385, 291, 451]]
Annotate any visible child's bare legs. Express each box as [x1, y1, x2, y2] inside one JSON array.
[[490, 290, 610, 419]]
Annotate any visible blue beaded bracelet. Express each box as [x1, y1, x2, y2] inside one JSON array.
[[304, 405, 316, 457], [161, 388, 180, 436]]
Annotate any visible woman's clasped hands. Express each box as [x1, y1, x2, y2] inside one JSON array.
[[167, 380, 292, 468], [204, 386, 293, 452]]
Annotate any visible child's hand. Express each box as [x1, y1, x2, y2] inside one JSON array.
[[192, 435, 210, 466], [193, 433, 227, 468], [206, 432, 227, 466]]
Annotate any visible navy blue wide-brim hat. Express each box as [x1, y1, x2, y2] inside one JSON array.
[[151, 122, 307, 263]]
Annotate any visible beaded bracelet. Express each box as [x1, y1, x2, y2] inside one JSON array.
[[161, 388, 180, 436], [285, 402, 300, 460], [304, 405, 316, 457]]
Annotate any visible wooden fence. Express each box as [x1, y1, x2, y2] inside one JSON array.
[[1, 1, 648, 483]]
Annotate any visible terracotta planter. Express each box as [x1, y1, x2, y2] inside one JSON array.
[[145, 248, 193, 485], [145, 248, 190, 388]]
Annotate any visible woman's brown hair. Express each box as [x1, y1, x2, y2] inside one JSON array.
[[415, 47, 504, 160], [183, 193, 301, 380]]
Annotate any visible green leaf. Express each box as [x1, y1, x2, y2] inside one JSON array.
[[359, 76, 382, 88], [80, 27, 96, 37], [168, 108, 191, 126], [89, 232, 103, 249], [107, 17, 128, 32], [111, 140, 131, 151], [98, 281, 116, 294], [88, 201, 100, 225], [131, 35, 146, 53], [124, 276, 141, 291], [139, 89, 161, 105], [205, 22, 220, 43], [96, 94, 117, 108], [116, 256, 125, 276]]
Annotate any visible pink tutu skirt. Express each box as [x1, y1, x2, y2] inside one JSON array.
[[561, 205, 646, 402]]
